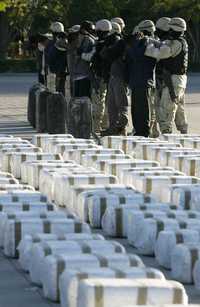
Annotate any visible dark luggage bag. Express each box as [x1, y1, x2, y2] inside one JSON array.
[[67, 96, 92, 139], [36, 88, 51, 133], [27, 83, 45, 128], [47, 92, 67, 134]]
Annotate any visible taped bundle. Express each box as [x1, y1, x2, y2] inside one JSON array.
[[19, 233, 104, 272], [77, 278, 188, 307], [155, 229, 200, 269], [59, 267, 165, 307]]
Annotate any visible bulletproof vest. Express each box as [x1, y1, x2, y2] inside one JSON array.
[[161, 37, 188, 75]]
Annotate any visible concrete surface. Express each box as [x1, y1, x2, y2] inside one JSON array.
[[0, 73, 200, 306]]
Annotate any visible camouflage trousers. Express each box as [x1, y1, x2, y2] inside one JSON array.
[[91, 80, 107, 133], [149, 88, 160, 138], [156, 86, 188, 134]]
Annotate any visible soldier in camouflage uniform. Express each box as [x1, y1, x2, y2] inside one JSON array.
[[148, 18, 188, 134], [91, 19, 112, 133]]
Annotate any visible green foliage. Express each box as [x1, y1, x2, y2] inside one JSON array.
[[0, 58, 37, 72], [0, 0, 200, 64]]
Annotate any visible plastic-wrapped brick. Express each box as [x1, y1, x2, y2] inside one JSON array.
[[170, 184, 200, 210], [62, 174, 118, 211], [155, 229, 200, 269], [128, 171, 183, 190], [139, 175, 200, 202], [160, 148, 200, 167], [77, 278, 188, 307], [81, 154, 132, 168], [74, 185, 138, 221], [0, 211, 66, 246], [120, 167, 176, 185], [183, 157, 200, 177], [103, 160, 160, 179], [0, 190, 46, 202], [21, 160, 74, 185], [41, 253, 144, 303], [3, 218, 91, 257], [87, 193, 155, 228], [29, 240, 125, 285], [10, 153, 62, 178], [127, 218, 180, 255], [18, 233, 104, 272], [0, 147, 42, 172], [59, 267, 165, 307], [171, 243, 200, 283]]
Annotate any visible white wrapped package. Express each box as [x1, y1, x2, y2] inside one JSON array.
[[129, 171, 183, 190], [160, 148, 199, 167], [171, 243, 200, 283], [29, 240, 125, 285], [3, 218, 91, 257], [0, 177, 18, 184], [148, 146, 181, 164], [193, 259, 200, 289], [77, 149, 123, 164], [121, 167, 176, 185], [10, 153, 62, 178], [18, 233, 104, 271], [183, 156, 200, 177], [0, 211, 66, 246], [184, 137, 200, 149], [32, 134, 73, 149], [81, 154, 131, 168], [47, 138, 94, 152], [87, 193, 155, 228], [0, 190, 47, 202], [101, 160, 159, 177], [170, 185, 200, 210], [77, 278, 188, 307], [63, 176, 118, 211], [155, 229, 200, 269], [126, 211, 168, 243], [59, 267, 165, 307], [161, 133, 200, 142], [39, 167, 81, 203], [0, 185, 35, 192], [41, 253, 144, 302], [102, 136, 145, 151], [128, 218, 180, 255], [145, 143, 181, 161], [21, 160, 74, 184], [174, 154, 200, 173], [60, 174, 118, 210], [0, 202, 55, 213], [43, 136, 80, 152], [0, 147, 42, 172], [141, 176, 200, 202], [57, 144, 99, 156], [45, 168, 101, 204], [26, 161, 75, 188], [74, 185, 139, 221], [0, 171, 14, 178]]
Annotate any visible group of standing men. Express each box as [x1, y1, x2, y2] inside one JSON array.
[[36, 16, 189, 138]]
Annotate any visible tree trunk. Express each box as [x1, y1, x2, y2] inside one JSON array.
[[0, 12, 10, 59]]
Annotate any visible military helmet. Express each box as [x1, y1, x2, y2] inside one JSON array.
[[111, 17, 125, 30], [138, 20, 156, 33], [111, 21, 122, 34], [50, 22, 64, 33], [169, 17, 187, 32], [96, 19, 112, 32], [156, 17, 171, 32]]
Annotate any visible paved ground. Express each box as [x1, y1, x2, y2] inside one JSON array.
[[0, 73, 200, 306]]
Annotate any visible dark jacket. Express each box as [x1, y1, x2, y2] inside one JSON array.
[[126, 36, 157, 88]]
